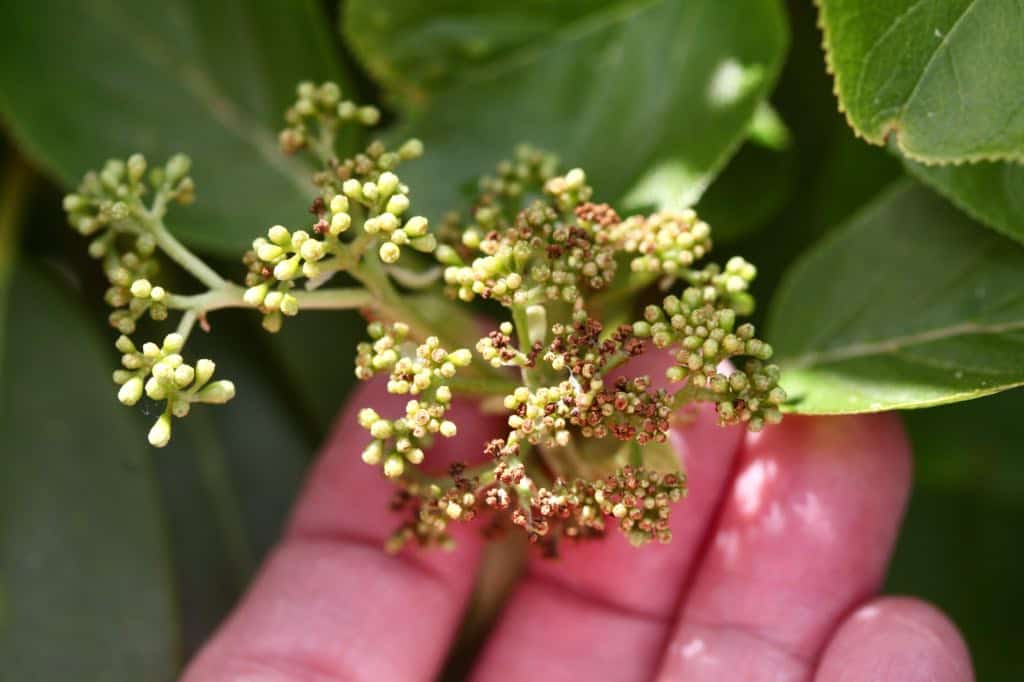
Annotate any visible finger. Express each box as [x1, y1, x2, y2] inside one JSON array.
[[184, 378, 505, 682], [814, 597, 974, 682], [473, 352, 745, 681], [658, 413, 912, 681]]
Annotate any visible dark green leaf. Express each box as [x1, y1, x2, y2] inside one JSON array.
[[0, 264, 178, 679], [346, 0, 789, 217], [905, 158, 1024, 244], [817, 0, 1024, 163], [767, 181, 1024, 413], [0, 0, 351, 255]]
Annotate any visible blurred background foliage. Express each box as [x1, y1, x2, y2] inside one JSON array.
[[0, 0, 1021, 679]]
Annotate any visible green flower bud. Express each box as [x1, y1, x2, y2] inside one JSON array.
[[377, 172, 399, 196], [148, 413, 172, 448], [379, 242, 400, 264], [127, 154, 147, 183], [273, 254, 301, 281], [256, 243, 285, 261], [115, 335, 136, 354], [118, 377, 144, 406], [448, 348, 472, 366], [342, 178, 362, 199], [130, 279, 152, 299], [361, 441, 383, 465], [383, 454, 405, 478], [174, 364, 195, 388], [279, 293, 299, 317], [370, 419, 393, 440], [197, 380, 236, 404], [268, 225, 291, 246], [150, 286, 166, 302], [299, 239, 325, 262], [411, 235, 437, 253], [565, 168, 586, 190], [63, 194, 87, 212], [195, 358, 215, 386], [386, 194, 409, 215], [398, 138, 424, 160], [329, 194, 349, 213], [330, 212, 351, 235], [262, 311, 283, 333], [165, 154, 192, 183], [357, 106, 380, 126], [163, 333, 185, 353]]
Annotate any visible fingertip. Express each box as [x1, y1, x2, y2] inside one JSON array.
[[815, 597, 974, 682]]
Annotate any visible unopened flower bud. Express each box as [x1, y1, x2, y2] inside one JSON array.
[[379, 242, 400, 264], [197, 380, 235, 404], [118, 377, 144, 406], [383, 454, 405, 478], [148, 413, 172, 448]]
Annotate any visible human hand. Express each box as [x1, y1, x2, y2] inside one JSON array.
[[183, 360, 974, 682]]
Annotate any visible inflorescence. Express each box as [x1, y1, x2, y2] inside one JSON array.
[[63, 80, 785, 554]]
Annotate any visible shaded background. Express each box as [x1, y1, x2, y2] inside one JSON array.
[[0, 1, 1020, 679]]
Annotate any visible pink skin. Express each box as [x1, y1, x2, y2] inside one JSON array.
[[184, 366, 974, 682]]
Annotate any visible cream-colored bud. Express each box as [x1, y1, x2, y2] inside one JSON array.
[[197, 380, 235, 404], [130, 279, 152, 299], [330, 194, 349, 213], [377, 172, 399, 195], [195, 359, 215, 386], [148, 413, 172, 448], [329, 212, 351, 235], [268, 225, 291, 245], [379, 242, 401, 264], [118, 377, 144, 405], [383, 454, 404, 478], [243, 283, 270, 306], [173, 364, 195, 388]]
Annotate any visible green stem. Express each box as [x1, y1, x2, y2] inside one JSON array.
[[143, 214, 226, 290]]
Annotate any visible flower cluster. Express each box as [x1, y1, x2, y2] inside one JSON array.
[[65, 79, 785, 555], [112, 333, 234, 446], [355, 322, 472, 479]]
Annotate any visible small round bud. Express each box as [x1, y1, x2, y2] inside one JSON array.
[[448, 349, 472, 367], [357, 106, 380, 126], [279, 293, 299, 317], [243, 283, 269, 306], [273, 255, 301, 281], [256, 243, 284, 261], [361, 441, 383, 465], [383, 454, 405, 478], [379, 242, 401, 264], [130, 279, 152, 299], [150, 286, 166, 302], [342, 178, 362, 199], [329, 194, 349, 213], [398, 138, 424, 160], [386, 194, 410, 215], [564, 168, 586, 190], [403, 216, 428, 237], [267, 225, 291, 246], [165, 154, 192, 183], [439, 420, 457, 438], [173, 364, 195, 388], [370, 419, 393, 440], [377, 172, 399, 196], [329, 212, 351, 235], [299, 239, 325, 262]]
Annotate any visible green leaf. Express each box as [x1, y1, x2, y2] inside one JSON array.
[[767, 181, 1024, 413], [346, 0, 789, 217], [905, 158, 1024, 244], [0, 264, 178, 679], [0, 0, 351, 256], [817, 0, 1024, 163], [694, 139, 796, 243]]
